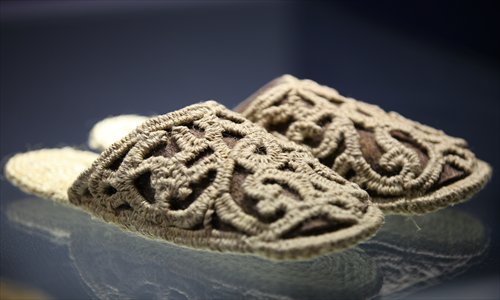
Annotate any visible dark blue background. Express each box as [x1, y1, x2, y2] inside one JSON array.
[[1, 1, 499, 299]]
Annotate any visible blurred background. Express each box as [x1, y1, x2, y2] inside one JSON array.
[[1, 1, 499, 299]]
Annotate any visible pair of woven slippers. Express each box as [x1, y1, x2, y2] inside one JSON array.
[[5, 75, 491, 260]]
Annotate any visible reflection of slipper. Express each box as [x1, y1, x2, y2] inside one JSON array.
[[235, 75, 492, 214], [362, 209, 489, 298], [87, 76, 492, 215], [6, 197, 383, 300], [4, 101, 383, 260]]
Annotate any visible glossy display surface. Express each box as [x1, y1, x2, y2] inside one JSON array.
[[0, 194, 495, 299]]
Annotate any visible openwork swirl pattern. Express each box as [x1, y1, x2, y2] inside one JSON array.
[[239, 75, 491, 213], [68, 102, 383, 259]]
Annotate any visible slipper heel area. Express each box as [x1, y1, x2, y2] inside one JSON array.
[[4, 148, 97, 203], [89, 115, 149, 151]]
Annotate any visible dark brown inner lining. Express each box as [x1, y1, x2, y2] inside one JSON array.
[[107, 148, 130, 171], [303, 115, 333, 148], [390, 130, 429, 168], [222, 130, 244, 148], [262, 178, 301, 200], [145, 136, 180, 159], [281, 217, 355, 239], [267, 116, 295, 136], [104, 185, 117, 196], [319, 136, 346, 169], [134, 171, 155, 204], [229, 165, 285, 224], [357, 128, 403, 177], [278, 161, 296, 172], [234, 75, 294, 113], [357, 128, 465, 186], [210, 212, 240, 232], [185, 148, 214, 167], [186, 123, 205, 137], [170, 169, 217, 210], [115, 202, 133, 212], [229, 164, 350, 237]]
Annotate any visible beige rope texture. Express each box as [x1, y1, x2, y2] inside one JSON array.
[[237, 75, 492, 214], [4, 102, 383, 260], [5, 148, 98, 203]]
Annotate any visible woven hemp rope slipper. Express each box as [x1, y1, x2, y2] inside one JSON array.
[[4, 101, 383, 260], [234, 75, 491, 214], [89, 77, 492, 214]]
